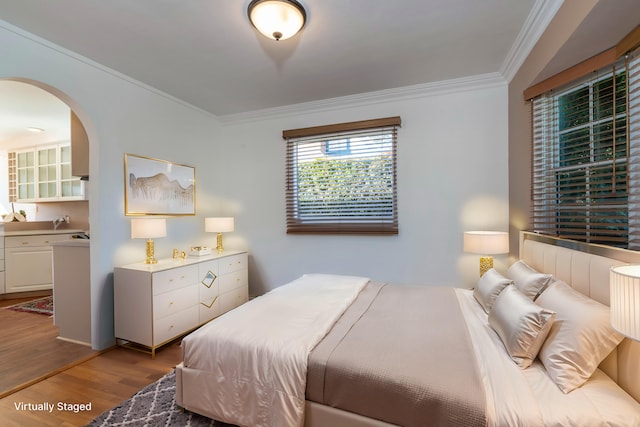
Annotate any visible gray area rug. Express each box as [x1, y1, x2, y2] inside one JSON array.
[[86, 370, 235, 427]]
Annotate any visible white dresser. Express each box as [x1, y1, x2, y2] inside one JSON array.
[[114, 250, 248, 357]]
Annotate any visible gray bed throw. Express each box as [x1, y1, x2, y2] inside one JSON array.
[[306, 283, 487, 427]]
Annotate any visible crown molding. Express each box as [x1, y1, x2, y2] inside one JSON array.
[[218, 72, 507, 126], [500, 0, 564, 82]]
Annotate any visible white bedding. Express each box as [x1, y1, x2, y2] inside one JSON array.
[[181, 273, 369, 427], [456, 288, 640, 427]]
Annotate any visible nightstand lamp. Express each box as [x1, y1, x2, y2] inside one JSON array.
[[610, 265, 640, 341], [464, 231, 509, 276], [206, 217, 234, 254], [131, 218, 167, 264]]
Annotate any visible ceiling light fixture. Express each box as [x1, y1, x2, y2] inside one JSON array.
[[26, 127, 44, 132], [247, 0, 306, 41]]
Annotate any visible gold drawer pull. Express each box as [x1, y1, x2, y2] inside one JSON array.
[[169, 301, 174, 305]]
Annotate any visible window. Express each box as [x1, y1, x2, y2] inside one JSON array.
[[283, 117, 401, 234], [532, 49, 640, 248]]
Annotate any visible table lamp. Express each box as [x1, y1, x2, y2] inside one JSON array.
[[131, 218, 167, 264], [205, 217, 234, 254], [610, 265, 640, 341], [463, 231, 509, 276]]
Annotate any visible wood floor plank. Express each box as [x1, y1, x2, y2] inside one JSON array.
[[0, 341, 182, 426], [0, 302, 98, 397], [0, 294, 184, 426]]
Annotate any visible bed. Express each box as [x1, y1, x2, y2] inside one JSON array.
[[175, 231, 640, 426]]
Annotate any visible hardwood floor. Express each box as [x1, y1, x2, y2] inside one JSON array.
[[0, 341, 182, 426], [0, 299, 98, 398], [0, 294, 184, 426]]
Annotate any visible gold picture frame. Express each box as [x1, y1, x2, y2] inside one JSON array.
[[124, 153, 195, 216]]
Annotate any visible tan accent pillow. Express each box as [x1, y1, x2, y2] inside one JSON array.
[[488, 285, 556, 368], [506, 260, 552, 300], [473, 268, 513, 313], [536, 280, 624, 393]]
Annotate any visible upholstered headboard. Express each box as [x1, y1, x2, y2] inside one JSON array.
[[520, 231, 640, 402]]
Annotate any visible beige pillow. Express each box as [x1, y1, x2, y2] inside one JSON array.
[[473, 268, 513, 313], [506, 260, 552, 300], [536, 280, 624, 393], [488, 285, 556, 368]]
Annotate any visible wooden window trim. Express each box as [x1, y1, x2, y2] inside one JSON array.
[[283, 116, 401, 139], [524, 25, 640, 100]]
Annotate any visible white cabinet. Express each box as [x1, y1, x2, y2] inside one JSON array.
[[5, 233, 75, 293], [114, 250, 248, 357], [13, 143, 85, 202]]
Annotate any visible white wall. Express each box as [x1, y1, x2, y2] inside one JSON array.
[[0, 21, 222, 350], [1, 20, 510, 349], [213, 79, 511, 295]]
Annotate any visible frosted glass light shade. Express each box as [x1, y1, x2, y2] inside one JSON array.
[[248, 0, 306, 41], [463, 231, 509, 254], [205, 217, 234, 233], [131, 218, 166, 239], [610, 265, 640, 341]]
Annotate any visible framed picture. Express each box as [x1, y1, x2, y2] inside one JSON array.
[[124, 154, 195, 216]]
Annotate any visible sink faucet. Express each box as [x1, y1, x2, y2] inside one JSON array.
[[53, 216, 67, 230]]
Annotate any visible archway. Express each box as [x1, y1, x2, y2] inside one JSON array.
[[0, 78, 95, 397]]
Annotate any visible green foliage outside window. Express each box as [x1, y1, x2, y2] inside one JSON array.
[[296, 156, 393, 218]]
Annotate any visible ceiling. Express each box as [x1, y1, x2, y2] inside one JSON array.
[[0, 0, 639, 149]]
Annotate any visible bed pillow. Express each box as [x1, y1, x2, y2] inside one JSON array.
[[536, 280, 624, 393], [506, 260, 552, 300], [473, 268, 513, 313], [488, 285, 556, 368]]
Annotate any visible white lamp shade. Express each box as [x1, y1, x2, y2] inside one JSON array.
[[205, 217, 235, 233], [463, 231, 509, 254], [248, 0, 306, 41], [131, 218, 167, 239], [610, 265, 640, 341]]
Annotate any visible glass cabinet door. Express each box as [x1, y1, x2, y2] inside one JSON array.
[[16, 151, 35, 200], [37, 146, 58, 199], [14, 144, 84, 201], [60, 145, 83, 197]]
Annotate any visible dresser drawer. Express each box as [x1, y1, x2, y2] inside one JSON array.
[[219, 286, 249, 313], [198, 259, 219, 280], [154, 307, 199, 345], [199, 295, 221, 324], [153, 265, 198, 295], [219, 269, 248, 294], [199, 279, 219, 303], [219, 253, 247, 275], [5, 234, 73, 248], [153, 285, 198, 319]]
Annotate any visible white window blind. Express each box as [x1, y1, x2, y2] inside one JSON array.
[[532, 47, 640, 248], [283, 117, 400, 234]]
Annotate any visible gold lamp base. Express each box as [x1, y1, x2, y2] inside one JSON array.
[[145, 239, 158, 264], [216, 232, 224, 254], [479, 256, 494, 276]]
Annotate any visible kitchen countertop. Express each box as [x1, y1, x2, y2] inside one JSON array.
[[51, 239, 90, 247], [2, 229, 86, 237]]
